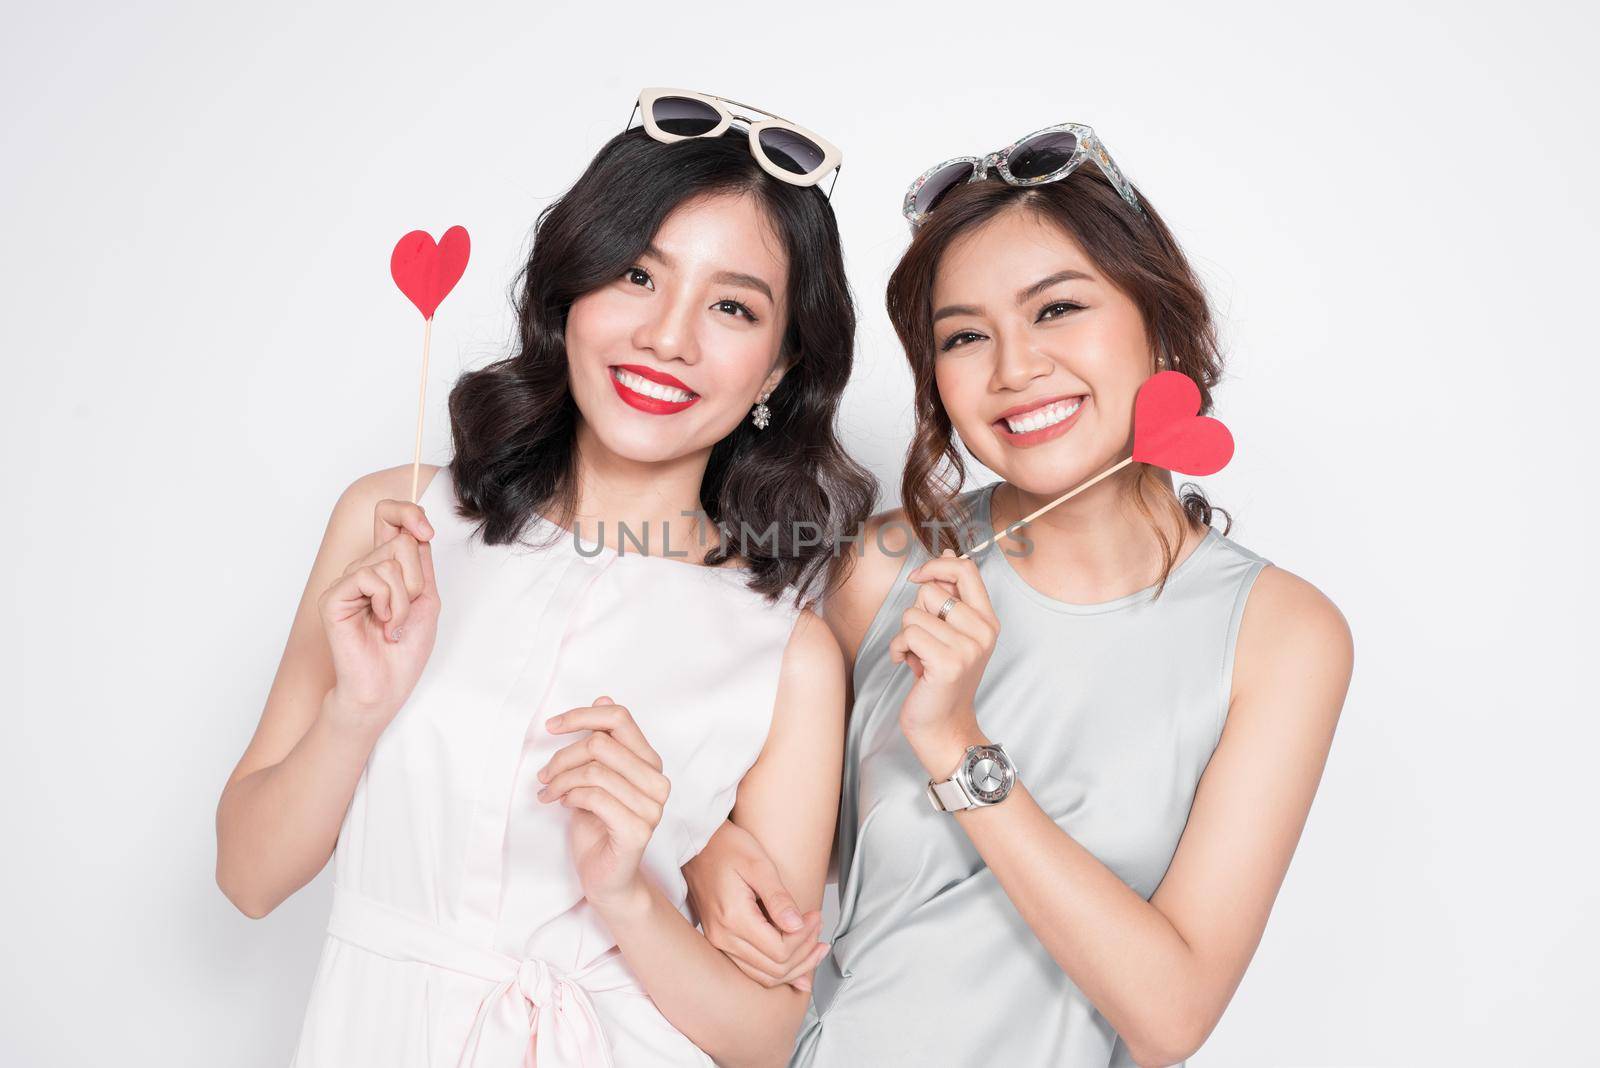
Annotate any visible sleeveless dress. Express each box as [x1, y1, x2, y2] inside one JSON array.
[[290, 468, 804, 1068], [792, 480, 1271, 1067]]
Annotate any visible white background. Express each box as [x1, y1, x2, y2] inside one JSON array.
[[4, 2, 1595, 1064]]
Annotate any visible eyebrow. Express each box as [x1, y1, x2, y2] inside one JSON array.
[[931, 269, 1095, 323], [1017, 269, 1093, 304], [932, 303, 982, 323], [712, 270, 774, 303], [642, 244, 774, 304]]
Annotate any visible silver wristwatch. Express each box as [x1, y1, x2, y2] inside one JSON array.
[[926, 743, 1016, 812]]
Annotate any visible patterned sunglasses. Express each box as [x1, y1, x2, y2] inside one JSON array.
[[902, 122, 1141, 226]]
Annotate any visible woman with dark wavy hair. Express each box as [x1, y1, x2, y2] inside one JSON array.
[[684, 125, 1353, 1066], [216, 91, 874, 1067]]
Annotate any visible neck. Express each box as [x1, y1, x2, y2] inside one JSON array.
[[989, 462, 1200, 603], [565, 420, 723, 564]]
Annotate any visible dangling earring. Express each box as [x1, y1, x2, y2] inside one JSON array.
[[750, 391, 771, 430]]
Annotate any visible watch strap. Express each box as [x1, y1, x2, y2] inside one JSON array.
[[926, 775, 975, 812]]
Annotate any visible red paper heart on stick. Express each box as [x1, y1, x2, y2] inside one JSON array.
[[390, 225, 470, 320], [1131, 370, 1234, 476]]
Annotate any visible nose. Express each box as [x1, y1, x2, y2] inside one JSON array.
[[632, 288, 699, 366], [990, 327, 1053, 393]]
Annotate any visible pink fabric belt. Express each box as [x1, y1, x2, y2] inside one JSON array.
[[328, 883, 633, 1067]]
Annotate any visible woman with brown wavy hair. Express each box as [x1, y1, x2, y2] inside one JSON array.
[[683, 125, 1354, 1066]]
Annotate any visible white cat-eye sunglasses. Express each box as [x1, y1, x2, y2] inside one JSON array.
[[629, 86, 843, 196]]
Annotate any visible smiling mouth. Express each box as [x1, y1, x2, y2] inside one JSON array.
[[609, 365, 700, 414], [995, 396, 1084, 435]]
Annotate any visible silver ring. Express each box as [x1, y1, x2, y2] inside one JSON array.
[[937, 595, 959, 622]]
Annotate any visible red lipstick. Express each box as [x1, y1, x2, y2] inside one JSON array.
[[609, 364, 700, 415]]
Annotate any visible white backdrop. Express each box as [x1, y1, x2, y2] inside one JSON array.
[[4, 2, 1595, 1064]]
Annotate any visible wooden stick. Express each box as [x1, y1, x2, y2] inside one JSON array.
[[960, 455, 1135, 558], [409, 316, 433, 504]]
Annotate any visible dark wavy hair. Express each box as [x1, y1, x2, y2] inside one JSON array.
[[885, 164, 1230, 596], [445, 126, 876, 608]]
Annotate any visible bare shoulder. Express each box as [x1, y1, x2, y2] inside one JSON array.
[[853, 504, 920, 600], [766, 607, 846, 749], [780, 606, 846, 682], [822, 506, 918, 666], [336, 462, 444, 514], [318, 462, 445, 562], [1233, 564, 1354, 711]]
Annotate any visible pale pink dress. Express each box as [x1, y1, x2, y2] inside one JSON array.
[[290, 470, 803, 1067]]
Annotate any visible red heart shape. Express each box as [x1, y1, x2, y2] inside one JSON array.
[[390, 225, 470, 320], [1131, 371, 1234, 476]]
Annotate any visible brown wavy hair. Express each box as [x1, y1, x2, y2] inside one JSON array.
[[446, 127, 876, 608], [885, 164, 1231, 596]]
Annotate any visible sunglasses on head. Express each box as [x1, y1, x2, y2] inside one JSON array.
[[628, 87, 843, 196], [903, 122, 1141, 227]]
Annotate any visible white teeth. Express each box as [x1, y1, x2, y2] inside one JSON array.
[[613, 367, 694, 403], [1004, 397, 1082, 434]]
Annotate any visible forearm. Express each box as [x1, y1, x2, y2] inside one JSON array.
[[595, 878, 810, 1068], [215, 691, 383, 917], [914, 727, 1209, 1065], [956, 781, 1211, 1063]]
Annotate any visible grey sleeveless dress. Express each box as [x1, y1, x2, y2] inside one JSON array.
[[790, 480, 1271, 1067]]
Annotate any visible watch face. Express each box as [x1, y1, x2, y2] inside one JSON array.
[[963, 745, 1015, 803]]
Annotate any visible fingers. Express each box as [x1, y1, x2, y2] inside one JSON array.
[[720, 931, 793, 984], [321, 562, 395, 630], [538, 760, 661, 825], [417, 536, 436, 587], [888, 629, 927, 678], [716, 912, 824, 986], [367, 558, 409, 639], [341, 538, 422, 644], [557, 785, 653, 850], [727, 892, 795, 962], [914, 579, 960, 621], [547, 699, 661, 770], [724, 928, 821, 987], [538, 731, 671, 812], [899, 605, 983, 667], [908, 584, 995, 650], [374, 497, 434, 549], [728, 953, 787, 989], [909, 550, 999, 626], [889, 623, 948, 680], [539, 730, 666, 793], [385, 535, 424, 601], [721, 939, 821, 991], [770, 912, 826, 976], [743, 850, 805, 933], [889, 618, 950, 661], [777, 940, 831, 991], [346, 532, 425, 596]]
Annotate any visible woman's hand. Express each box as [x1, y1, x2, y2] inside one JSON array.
[[538, 697, 672, 913], [683, 820, 830, 991], [890, 548, 1001, 773], [317, 498, 440, 727]]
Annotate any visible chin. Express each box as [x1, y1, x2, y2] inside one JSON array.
[[587, 420, 693, 464], [981, 442, 1119, 501]]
